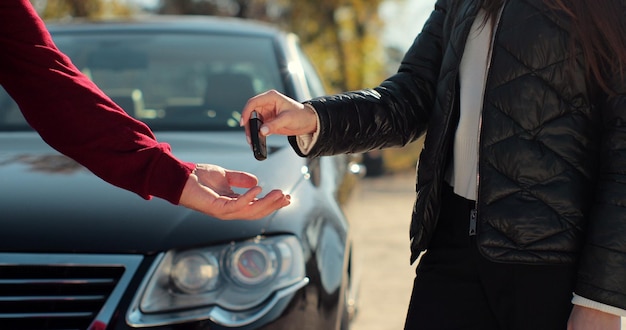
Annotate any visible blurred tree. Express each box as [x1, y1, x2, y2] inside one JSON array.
[[274, 0, 386, 92], [157, 0, 268, 18], [157, 0, 219, 16], [155, 0, 386, 92], [32, 0, 133, 20]]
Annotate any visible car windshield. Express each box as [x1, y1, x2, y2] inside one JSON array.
[[0, 32, 286, 131]]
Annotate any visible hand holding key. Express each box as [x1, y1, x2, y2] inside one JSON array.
[[240, 90, 318, 143]]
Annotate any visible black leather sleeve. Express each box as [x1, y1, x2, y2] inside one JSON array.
[[576, 76, 626, 310]]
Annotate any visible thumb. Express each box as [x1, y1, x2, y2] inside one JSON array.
[[225, 170, 259, 188], [261, 110, 310, 136]]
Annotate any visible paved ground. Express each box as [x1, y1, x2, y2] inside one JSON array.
[[344, 171, 626, 330], [344, 171, 416, 330]]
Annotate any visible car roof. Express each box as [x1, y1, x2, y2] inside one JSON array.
[[46, 15, 288, 39]]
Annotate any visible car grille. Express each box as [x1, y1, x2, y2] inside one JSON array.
[[0, 253, 142, 330]]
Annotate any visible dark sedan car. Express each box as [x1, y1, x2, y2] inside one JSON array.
[[0, 16, 361, 330]]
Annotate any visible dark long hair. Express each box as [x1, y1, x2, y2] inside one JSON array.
[[483, 0, 626, 95]]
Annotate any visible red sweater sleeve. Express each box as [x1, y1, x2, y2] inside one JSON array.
[[0, 0, 195, 204]]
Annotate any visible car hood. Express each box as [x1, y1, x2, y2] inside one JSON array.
[[0, 132, 304, 254]]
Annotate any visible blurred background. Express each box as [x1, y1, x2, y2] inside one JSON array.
[[30, 0, 435, 176]]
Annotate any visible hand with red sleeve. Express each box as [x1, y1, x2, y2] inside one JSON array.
[[0, 0, 290, 220]]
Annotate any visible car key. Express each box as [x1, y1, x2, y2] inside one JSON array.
[[249, 110, 267, 161]]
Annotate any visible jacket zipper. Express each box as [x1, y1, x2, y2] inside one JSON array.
[[470, 3, 506, 236]]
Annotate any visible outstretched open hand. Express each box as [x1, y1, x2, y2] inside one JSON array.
[[178, 163, 290, 220]]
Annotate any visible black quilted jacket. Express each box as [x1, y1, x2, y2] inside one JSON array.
[[290, 0, 626, 309]]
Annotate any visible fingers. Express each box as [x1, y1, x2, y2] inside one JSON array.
[[241, 89, 285, 124], [219, 188, 291, 220], [240, 90, 310, 137], [244, 189, 292, 219], [180, 165, 291, 220], [183, 184, 290, 220], [224, 170, 258, 188], [258, 111, 299, 136]]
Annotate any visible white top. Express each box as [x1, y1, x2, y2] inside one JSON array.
[[447, 8, 491, 201]]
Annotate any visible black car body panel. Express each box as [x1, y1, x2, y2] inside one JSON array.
[[0, 133, 298, 254]]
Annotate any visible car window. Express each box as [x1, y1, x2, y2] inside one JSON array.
[[0, 32, 286, 131]]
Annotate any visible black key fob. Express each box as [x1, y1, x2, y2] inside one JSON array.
[[249, 110, 267, 161]]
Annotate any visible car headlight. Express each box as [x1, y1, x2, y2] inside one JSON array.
[[171, 253, 220, 294], [127, 235, 306, 327], [228, 244, 277, 286]]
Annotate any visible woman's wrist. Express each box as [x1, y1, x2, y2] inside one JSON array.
[[296, 103, 321, 155]]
